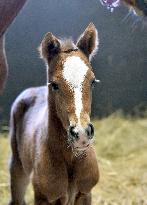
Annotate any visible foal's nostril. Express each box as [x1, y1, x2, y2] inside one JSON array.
[[69, 126, 79, 140], [86, 123, 94, 139]]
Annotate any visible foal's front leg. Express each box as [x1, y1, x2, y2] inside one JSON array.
[[33, 184, 49, 205], [33, 186, 69, 205], [74, 193, 91, 205], [34, 193, 68, 205], [34, 198, 49, 205], [33, 192, 49, 205]]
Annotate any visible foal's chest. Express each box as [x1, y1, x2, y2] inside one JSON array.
[[66, 165, 79, 204]]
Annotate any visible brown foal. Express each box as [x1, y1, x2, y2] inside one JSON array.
[[9, 23, 100, 205]]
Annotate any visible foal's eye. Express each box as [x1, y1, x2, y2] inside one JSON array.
[[51, 82, 59, 91], [91, 79, 96, 89], [91, 78, 100, 89]]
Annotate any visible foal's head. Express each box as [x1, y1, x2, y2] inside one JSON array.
[[40, 23, 99, 152]]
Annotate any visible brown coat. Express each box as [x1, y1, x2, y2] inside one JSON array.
[[9, 23, 99, 205]]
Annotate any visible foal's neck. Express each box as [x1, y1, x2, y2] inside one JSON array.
[[47, 90, 74, 162]]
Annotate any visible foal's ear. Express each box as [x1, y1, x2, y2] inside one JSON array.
[[76, 23, 99, 61], [39, 32, 61, 62]]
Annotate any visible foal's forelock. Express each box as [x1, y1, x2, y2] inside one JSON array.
[[62, 56, 89, 124]]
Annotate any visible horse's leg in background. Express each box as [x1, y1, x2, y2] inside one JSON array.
[[74, 193, 92, 205], [0, 36, 8, 93], [0, 0, 27, 93], [0, 0, 27, 37]]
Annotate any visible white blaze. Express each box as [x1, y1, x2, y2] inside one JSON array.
[[63, 56, 88, 123]]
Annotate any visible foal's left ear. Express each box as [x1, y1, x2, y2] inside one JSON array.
[[76, 23, 99, 61], [39, 32, 61, 62]]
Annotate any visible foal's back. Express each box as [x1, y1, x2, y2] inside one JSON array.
[[10, 85, 48, 173]]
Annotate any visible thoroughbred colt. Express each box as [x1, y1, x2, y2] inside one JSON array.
[[8, 23, 99, 205]]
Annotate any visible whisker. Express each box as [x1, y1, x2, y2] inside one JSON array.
[[121, 10, 132, 23], [141, 17, 147, 29], [131, 19, 140, 31], [95, 79, 101, 83]]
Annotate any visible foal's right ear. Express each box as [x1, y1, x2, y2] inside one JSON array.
[[39, 32, 61, 62]]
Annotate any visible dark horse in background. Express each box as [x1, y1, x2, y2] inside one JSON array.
[[0, 0, 27, 93], [0, 0, 147, 94]]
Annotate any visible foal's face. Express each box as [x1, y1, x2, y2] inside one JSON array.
[[51, 53, 96, 150], [40, 23, 99, 151]]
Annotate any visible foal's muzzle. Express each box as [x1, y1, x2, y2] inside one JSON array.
[[69, 123, 94, 140], [68, 123, 94, 150], [85, 123, 94, 139]]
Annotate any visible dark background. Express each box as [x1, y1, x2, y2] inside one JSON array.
[[0, 0, 147, 123]]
